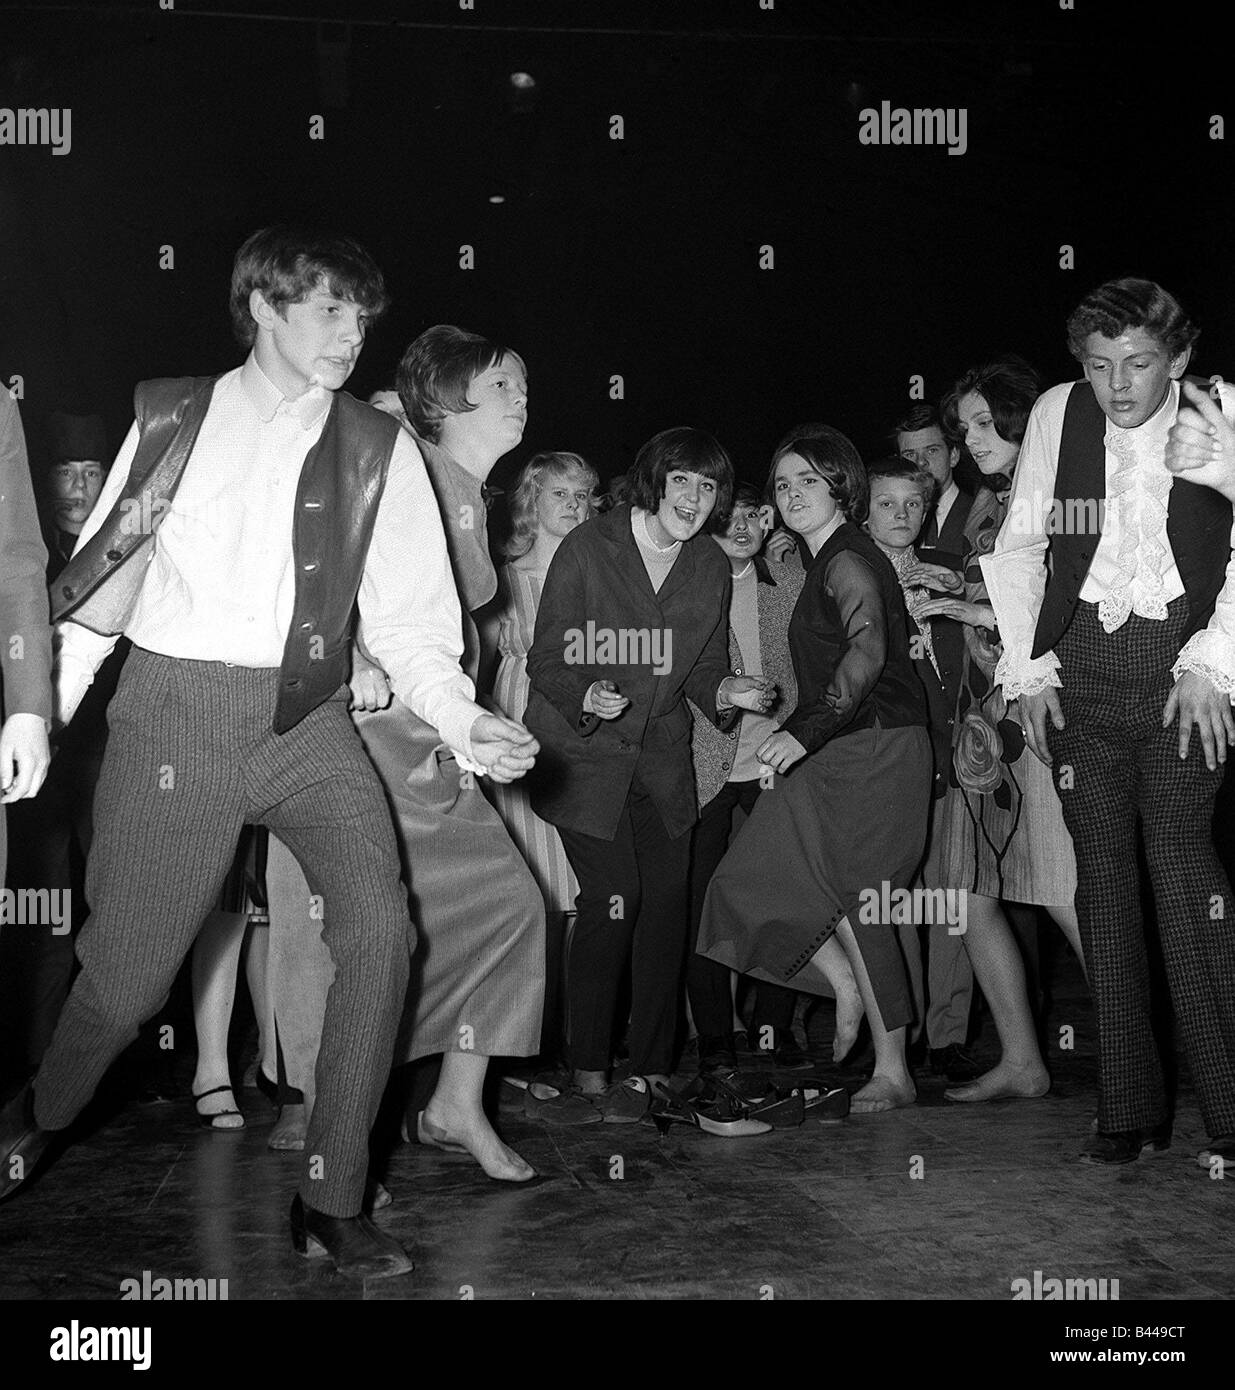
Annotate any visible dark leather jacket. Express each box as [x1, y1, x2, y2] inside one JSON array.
[[51, 374, 399, 733]]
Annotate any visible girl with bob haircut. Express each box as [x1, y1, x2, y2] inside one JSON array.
[[398, 324, 528, 445], [524, 427, 772, 1124], [697, 426, 933, 1114]]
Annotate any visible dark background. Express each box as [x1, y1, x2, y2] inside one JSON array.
[[2, 0, 1233, 493]]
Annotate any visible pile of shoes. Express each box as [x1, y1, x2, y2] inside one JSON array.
[[650, 1071, 849, 1137]]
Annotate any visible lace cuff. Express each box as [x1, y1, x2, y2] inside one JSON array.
[[994, 648, 1062, 701], [1172, 629, 1235, 698]]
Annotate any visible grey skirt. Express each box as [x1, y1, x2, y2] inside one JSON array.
[[697, 723, 931, 1030]]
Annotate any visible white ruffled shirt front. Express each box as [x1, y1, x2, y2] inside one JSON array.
[[980, 377, 1235, 700]]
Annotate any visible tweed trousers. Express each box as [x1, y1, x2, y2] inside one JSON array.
[[33, 647, 413, 1216], [1051, 600, 1235, 1137]]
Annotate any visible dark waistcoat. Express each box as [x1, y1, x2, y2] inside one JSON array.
[[1031, 378, 1233, 658], [51, 374, 399, 733]]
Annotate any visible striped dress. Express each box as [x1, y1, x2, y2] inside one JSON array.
[[488, 562, 580, 914]]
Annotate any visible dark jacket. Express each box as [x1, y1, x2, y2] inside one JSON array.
[[524, 502, 738, 840], [50, 374, 399, 734]]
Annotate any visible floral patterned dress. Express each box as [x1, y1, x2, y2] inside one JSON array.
[[934, 488, 1078, 906]]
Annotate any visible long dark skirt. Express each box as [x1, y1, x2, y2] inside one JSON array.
[[697, 724, 931, 1030]]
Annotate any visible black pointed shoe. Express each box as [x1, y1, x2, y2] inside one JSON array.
[[0, 1083, 55, 1202], [1078, 1121, 1171, 1166], [289, 1193, 414, 1278]]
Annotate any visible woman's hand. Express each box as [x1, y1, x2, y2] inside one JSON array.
[[584, 679, 630, 720], [914, 597, 996, 630], [348, 651, 394, 712], [0, 713, 51, 803], [719, 675, 776, 713], [756, 729, 807, 774], [899, 561, 963, 594], [468, 713, 540, 783], [764, 527, 798, 564]]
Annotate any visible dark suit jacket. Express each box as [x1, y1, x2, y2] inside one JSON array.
[[927, 482, 975, 556], [524, 502, 737, 841], [915, 542, 966, 715], [918, 485, 973, 712]]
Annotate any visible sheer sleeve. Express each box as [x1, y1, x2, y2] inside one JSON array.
[[782, 549, 888, 754]]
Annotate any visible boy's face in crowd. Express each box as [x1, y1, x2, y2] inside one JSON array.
[[895, 423, 957, 491], [263, 282, 369, 394], [1081, 327, 1189, 431], [49, 458, 105, 534], [867, 476, 927, 551], [716, 499, 766, 564]]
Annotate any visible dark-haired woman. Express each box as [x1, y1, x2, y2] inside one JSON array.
[[525, 428, 773, 1115], [913, 358, 1083, 1103], [698, 428, 932, 1114], [265, 326, 547, 1181]]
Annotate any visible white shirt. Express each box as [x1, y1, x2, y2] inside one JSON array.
[[980, 377, 1235, 698], [933, 478, 960, 539], [55, 355, 485, 762]]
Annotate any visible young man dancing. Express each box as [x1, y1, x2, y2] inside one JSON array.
[[0, 227, 536, 1275], [983, 278, 1235, 1171]]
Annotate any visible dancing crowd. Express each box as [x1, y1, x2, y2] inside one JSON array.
[[2, 226, 1234, 1278]]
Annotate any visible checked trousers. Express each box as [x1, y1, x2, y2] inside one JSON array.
[[32, 648, 413, 1216], [1051, 599, 1235, 1138]]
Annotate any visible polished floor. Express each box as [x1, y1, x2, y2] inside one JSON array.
[[1, 945, 1232, 1302]]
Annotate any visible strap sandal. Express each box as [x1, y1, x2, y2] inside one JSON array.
[[649, 1083, 772, 1138], [747, 1088, 805, 1129], [192, 1084, 244, 1131], [803, 1084, 850, 1123]]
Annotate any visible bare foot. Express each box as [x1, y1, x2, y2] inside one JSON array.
[[851, 1074, 916, 1114], [833, 987, 864, 1062], [420, 1100, 537, 1182], [945, 1061, 1049, 1104], [268, 1102, 308, 1151]]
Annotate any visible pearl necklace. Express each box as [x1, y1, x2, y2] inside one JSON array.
[[732, 560, 755, 580]]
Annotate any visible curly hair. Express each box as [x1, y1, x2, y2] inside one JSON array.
[[504, 452, 600, 559], [1065, 278, 1199, 363]]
